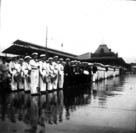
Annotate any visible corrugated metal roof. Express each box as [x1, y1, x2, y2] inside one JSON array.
[[2, 39, 78, 59]]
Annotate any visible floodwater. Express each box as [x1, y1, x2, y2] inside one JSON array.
[[0, 74, 136, 133]]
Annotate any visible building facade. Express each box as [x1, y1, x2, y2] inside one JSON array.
[[79, 44, 128, 70]]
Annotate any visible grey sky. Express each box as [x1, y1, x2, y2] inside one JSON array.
[[0, 0, 136, 63]]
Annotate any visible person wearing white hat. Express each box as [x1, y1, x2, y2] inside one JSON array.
[[16, 58, 24, 91], [9, 58, 18, 91], [10, 57, 21, 91], [39, 54, 47, 93], [29, 52, 39, 95], [58, 58, 64, 89], [46, 57, 54, 91], [18, 58, 25, 91], [92, 64, 98, 82], [22, 56, 31, 92], [52, 56, 59, 90]]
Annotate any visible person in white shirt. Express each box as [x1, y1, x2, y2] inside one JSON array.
[[29, 52, 39, 95], [9, 58, 18, 91], [22, 56, 31, 92], [52, 56, 59, 90], [18, 58, 25, 91], [46, 57, 54, 91], [58, 58, 64, 89], [39, 54, 47, 93]]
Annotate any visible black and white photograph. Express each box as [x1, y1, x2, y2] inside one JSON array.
[[0, 0, 136, 133]]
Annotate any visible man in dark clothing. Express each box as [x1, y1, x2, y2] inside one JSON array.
[[64, 58, 72, 87], [0, 58, 11, 93]]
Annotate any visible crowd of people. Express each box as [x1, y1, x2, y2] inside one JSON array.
[[0, 52, 120, 95], [0, 52, 90, 94]]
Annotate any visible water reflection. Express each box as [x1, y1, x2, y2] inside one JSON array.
[[0, 93, 9, 121], [0, 84, 92, 128], [64, 83, 92, 120], [90, 76, 124, 108], [0, 75, 136, 132]]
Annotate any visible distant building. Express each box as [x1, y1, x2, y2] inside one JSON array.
[[91, 44, 118, 58], [130, 63, 136, 73], [80, 44, 128, 69]]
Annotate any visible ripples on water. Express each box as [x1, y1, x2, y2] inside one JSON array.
[[0, 74, 136, 133]]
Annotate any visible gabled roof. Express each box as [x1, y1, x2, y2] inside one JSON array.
[[94, 44, 112, 54], [2, 39, 78, 59]]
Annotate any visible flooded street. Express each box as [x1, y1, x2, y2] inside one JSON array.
[[0, 74, 136, 133]]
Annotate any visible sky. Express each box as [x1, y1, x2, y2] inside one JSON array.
[[0, 0, 136, 63]]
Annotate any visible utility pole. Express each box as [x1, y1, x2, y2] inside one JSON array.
[[0, 0, 1, 28], [61, 43, 63, 51], [45, 25, 48, 57], [0, 0, 2, 51]]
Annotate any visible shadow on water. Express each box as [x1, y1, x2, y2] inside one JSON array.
[[64, 83, 92, 120], [0, 78, 11, 122], [0, 74, 135, 133]]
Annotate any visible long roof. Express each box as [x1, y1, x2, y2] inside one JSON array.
[[2, 40, 78, 59]]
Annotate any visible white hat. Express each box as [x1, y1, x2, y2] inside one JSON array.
[[40, 54, 46, 57], [66, 58, 70, 61], [32, 52, 38, 56], [54, 56, 59, 59], [24, 56, 31, 59], [59, 58, 64, 61], [48, 57, 53, 60], [19, 58, 24, 61], [88, 63, 93, 66]]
